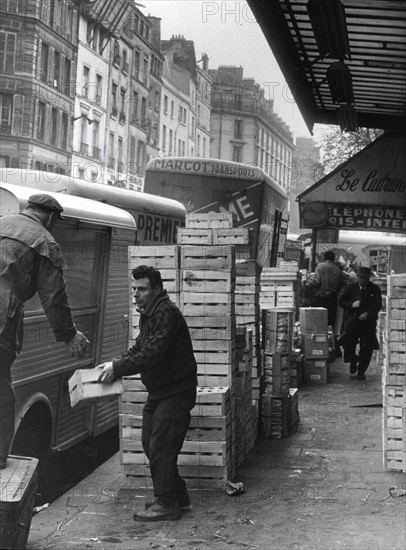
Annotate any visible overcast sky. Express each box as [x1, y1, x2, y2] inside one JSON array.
[[141, 0, 312, 139]]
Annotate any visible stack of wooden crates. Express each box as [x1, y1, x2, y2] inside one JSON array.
[[299, 307, 330, 384], [260, 308, 299, 438], [121, 212, 259, 491], [382, 273, 406, 473]]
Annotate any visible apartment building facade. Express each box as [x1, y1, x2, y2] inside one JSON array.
[[209, 65, 294, 193], [72, 3, 163, 190], [159, 35, 212, 159], [0, 0, 79, 174]]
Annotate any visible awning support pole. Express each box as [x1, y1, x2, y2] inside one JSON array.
[[311, 228, 318, 271]]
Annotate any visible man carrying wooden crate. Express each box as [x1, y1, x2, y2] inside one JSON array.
[[98, 265, 197, 521]]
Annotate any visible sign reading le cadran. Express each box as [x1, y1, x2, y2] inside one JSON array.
[[298, 134, 406, 234]]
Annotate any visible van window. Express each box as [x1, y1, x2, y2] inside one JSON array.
[[25, 226, 106, 313]]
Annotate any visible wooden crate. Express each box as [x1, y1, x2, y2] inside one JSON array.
[[177, 228, 213, 245], [181, 245, 235, 271], [68, 369, 123, 407], [388, 274, 406, 298], [212, 228, 250, 245], [181, 269, 235, 293], [186, 316, 235, 340], [181, 291, 234, 316], [186, 212, 236, 229], [128, 245, 179, 269]]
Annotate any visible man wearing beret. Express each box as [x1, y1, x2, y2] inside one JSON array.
[[338, 266, 382, 380], [0, 194, 90, 469]]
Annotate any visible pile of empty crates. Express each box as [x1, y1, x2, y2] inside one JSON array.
[[121, 212, 259, 490], [260, 262, 302, 312], [382, 273, 406, 473], [299, 307, 330, 384], [260, 308, 299, 438]]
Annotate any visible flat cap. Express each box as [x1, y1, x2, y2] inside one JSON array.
[[27, 194, 65, 219], [357, 266, 371, 276]]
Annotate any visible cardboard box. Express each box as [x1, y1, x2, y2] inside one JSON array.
[[303, 359, 329, 384], [302, 333, 329, 358], [299, 307, 328, 334]]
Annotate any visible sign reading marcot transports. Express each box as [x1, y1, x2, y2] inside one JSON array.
[[298, 133, 406, 233]]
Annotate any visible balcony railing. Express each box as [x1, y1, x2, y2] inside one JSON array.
[[93, 146, 101, 160]]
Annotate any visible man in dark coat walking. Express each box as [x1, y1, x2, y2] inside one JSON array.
[[338, 266, 382, 380], [98, 265, 197, 521]]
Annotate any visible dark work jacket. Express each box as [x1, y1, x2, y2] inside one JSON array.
[[113, 290, 197, 399], [338, 280, 382, 349], [0, 212, 76, 354]]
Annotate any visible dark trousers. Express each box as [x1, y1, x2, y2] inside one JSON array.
[[343, 333, 374, 376], [142, 387, 196, 507], [0, 348, 16, 465]]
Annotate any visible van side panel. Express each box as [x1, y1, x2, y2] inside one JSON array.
[[92, 227, 135, 436]]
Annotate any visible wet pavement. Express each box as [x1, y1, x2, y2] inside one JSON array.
[[27, 356, 406, 550]]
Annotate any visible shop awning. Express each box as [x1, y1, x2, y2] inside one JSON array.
[[297, 133, 406, 234]]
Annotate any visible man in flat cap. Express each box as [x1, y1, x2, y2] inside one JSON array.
[[338, 266, 382, 380], [0, 194, 90, 469]]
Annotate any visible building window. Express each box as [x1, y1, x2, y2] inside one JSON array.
[[53, 51, 60, 89], [80, 115, 88, 154], [164, 95, 168, 114], [36, 101, 46, 140], [169, 129, 173, 154], [61, 112, 68, 149], [92, 120, 100, 159], [118, 137, 123, 173], [234, 119, 243, 139], [203, 137, 207, 157], [170, 100, 174, 118], [82, 66, 90, 98], [3, 1, 22, 13], [0, 94, 13, 133], [113, 40, 120, 66], [99, 27, 107, 55], [95, 74, 102, 104], [108, 132, 115, 169], [155, 90, 160, 112], [197, 134, 201, 157], [129, 136, 136, 171], [134, 49, 140, 79], [233, 146, 242, 163], [40, 42, 49, 83], [143, 58, 148, 84], [120, 88, 126, 117], [141, 97, 146, 121], [131, 90, 139, 122], [86, 21, 94, 47], [122, 49, 128, 73], [63, 57, 71, 95], [51, 107, 58, 144], [111, 83, 118, 116], [162, 125, 166, 150]]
